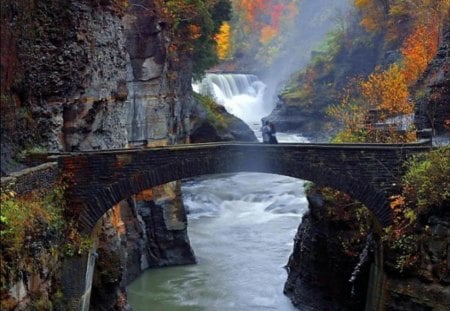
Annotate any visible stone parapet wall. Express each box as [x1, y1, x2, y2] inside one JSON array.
[[55, 141, 431, 232], [0, 162, 58, 195]]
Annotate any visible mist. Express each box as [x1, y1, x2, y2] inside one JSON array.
[[260, 0, 351, 108]]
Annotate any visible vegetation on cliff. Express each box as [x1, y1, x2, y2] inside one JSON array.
[[0, 186, 92, 310], [384, 146, 450, 272], [193, 93, 229, 130], [191, 93, 257, 142], [160, 0, 232, 79], [301, 146, 450, 309], [281, 0, 449, 139]]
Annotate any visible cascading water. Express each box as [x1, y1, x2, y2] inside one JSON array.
[[193, 73, 307, 143], [193, 73, 271, 125], [127, 74, 310, 310]]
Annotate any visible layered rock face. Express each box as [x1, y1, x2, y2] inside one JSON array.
[[0, 1, 129, 165], [90, 186, 195, 311], [1, 1, 196, 309], [123, 1, 194, 146], [383, 211, 450, 311], [90, 1, 197, 309]]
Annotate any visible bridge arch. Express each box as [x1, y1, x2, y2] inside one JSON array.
[[57, 142, 429, 233]]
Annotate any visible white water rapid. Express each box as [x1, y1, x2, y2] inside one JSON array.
[[193, 73, 271, 125], [128, 73, 310, 310]]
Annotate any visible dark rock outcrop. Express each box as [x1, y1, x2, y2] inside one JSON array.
[[383, 211, 450, 311], [190, 103, 257, 143], [1, 1, 129, 174], [284, 192, 370, 310], [285, 190, 450, 311], [90, 185, 196, 311], [263, 101, 335, 142]]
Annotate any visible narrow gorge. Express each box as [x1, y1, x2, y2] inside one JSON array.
[[1, 1, 449, 311]]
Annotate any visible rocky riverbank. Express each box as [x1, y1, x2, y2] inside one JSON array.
[[285, 182, 450, 310]]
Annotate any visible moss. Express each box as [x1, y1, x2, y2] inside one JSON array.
[[194, 93, 229, 130]]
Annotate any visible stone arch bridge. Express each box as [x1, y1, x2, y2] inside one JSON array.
[[52, 141, 431, 233]]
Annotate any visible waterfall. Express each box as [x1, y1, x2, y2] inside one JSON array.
[[80, 250, 97, 311], [193, 73, 271, 125]]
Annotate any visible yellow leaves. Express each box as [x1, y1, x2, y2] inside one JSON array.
[[360, 17, 381, 32], [215, 21, 231, 59], [329, 65, 417, 143], [360, 64, 412, 116], [327, 94, 365, 132], [388, 194, 417, 238]]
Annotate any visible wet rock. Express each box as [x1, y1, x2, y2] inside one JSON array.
[[284, 193, 369, 311], [190, 98, 257, 143]]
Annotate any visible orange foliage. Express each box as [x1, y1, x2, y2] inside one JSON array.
[[354, 0, 387, 32], [401, 24, 439, 84], [260, 25, 278, 44], [188, 24, 202, 40], [234, 0, 298, 45], [360, 64, 412, 116]]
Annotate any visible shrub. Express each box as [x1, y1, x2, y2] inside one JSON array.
[[403, 146, 450, 212], [0, 185, 91, 293]]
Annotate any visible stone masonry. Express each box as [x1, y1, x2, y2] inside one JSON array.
[[51, 141, 432, 233]]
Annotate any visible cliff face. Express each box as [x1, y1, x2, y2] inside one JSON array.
[[285, 192, 450, 311], [0, 0, 198, 309], [123, 1, 195, 146], [0, 1, 129, 166], [90, 186, 195, 311], [284, 192, 370, 311]]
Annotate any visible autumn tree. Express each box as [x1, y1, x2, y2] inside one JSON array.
[[327, 82, 368, 143], [361, 64, 411, 116], [230, 0, 299, 67], [401, 24, 439, 84], [215, 21, 231, 59], [160, 0, 232, 79]]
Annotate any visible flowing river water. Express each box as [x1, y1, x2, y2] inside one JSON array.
[[128, 74, 310, 311]]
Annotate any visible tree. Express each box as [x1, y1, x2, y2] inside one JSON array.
[[401, 24, 439, 84], [215, 21, 231, 59], [160, 0, 232, 79], [360, 64, 411, 116]]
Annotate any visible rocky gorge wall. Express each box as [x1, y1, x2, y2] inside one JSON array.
[[285, 189, 450, 311], [1, 0, 206, 309], [0, 0, 130, 166], [284, 191, 372, 311], [266, 17, 450, 141]]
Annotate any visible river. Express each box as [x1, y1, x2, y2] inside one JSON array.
[[127, 74, 310, 311]]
